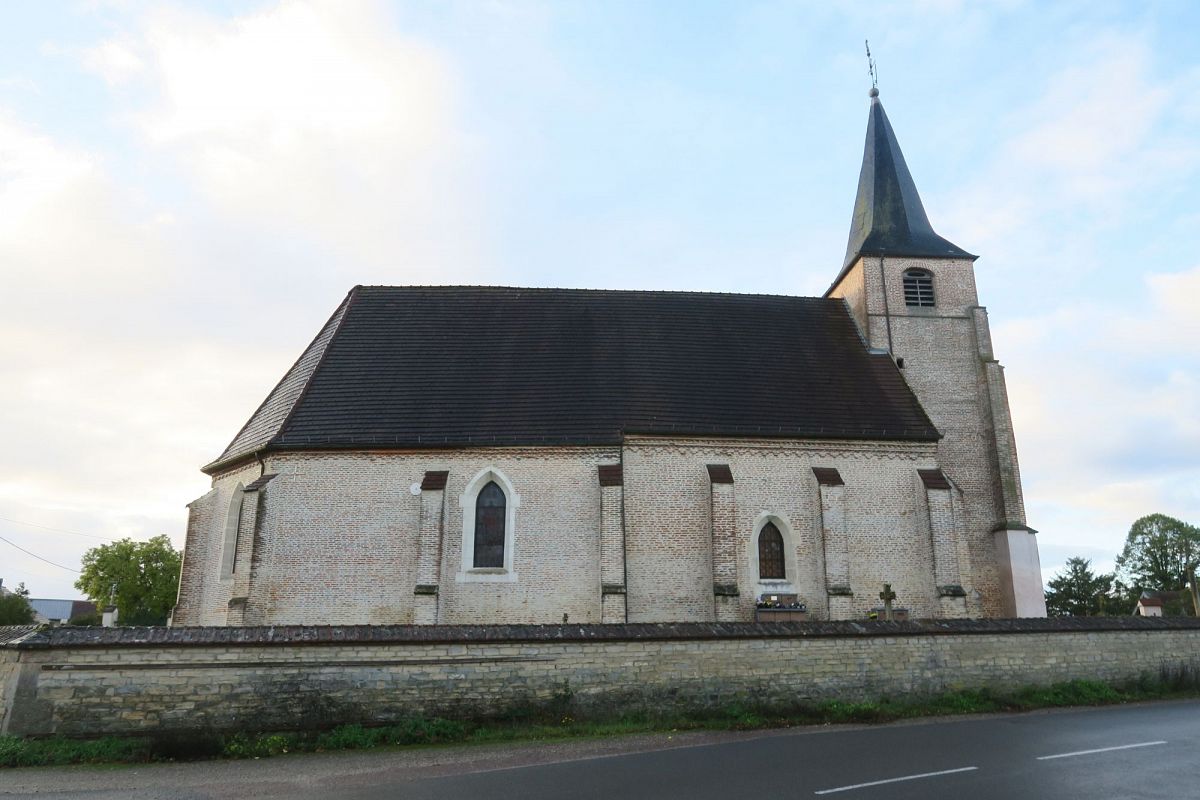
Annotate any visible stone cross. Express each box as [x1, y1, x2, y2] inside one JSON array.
[[879, 583, 897, 622]]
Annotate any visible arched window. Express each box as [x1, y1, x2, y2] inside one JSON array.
[[473, 481, 506, 568], [758, 522, 785, 579], [459, 469, 520, 581], [903, 268, 935, 307]]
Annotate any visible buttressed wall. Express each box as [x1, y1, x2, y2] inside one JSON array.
[[173, 434, 998, 626], [828, 254, 1043, 618]]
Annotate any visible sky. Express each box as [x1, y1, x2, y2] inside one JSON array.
[[1, 0, 1198, 601]]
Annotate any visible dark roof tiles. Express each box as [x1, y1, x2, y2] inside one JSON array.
[[216, 297, 350, 465], [207, 286, 939, 471]]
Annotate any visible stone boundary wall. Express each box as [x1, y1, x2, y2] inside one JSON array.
[[3, 618, 1199, 737]]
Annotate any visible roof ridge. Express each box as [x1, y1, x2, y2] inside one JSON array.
[[353, 285, 833, 301]]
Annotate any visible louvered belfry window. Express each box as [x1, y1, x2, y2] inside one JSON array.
[[903, 269, 935, 307], [474, 481, 506, 568], [758, 522, 785, 579]]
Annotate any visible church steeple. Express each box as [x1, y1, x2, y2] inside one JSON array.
[[842, 89, 974, 270]]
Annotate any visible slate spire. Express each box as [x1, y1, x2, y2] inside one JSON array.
[[842, 88, 974, 270]]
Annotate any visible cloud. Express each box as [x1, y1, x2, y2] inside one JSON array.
[[0, 111, 271, 595], [1, 1, 494, 596], [81, 0, 490, 277], [939, 34, 1198, 283], [914, 31, 1200, 578], [0, 114, 174, 302], [80, 39, 144, 86], [1007, 47, 1169, 191], [999, 266, 1200, 574]]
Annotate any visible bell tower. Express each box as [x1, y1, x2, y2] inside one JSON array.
[[827, 88, 1046, 618]]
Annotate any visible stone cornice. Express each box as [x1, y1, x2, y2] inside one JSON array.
[[7, 617, 1198, 650]]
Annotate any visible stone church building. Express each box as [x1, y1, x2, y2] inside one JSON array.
[[173, 90, 1047, 627]]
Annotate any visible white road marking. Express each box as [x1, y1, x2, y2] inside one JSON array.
[[813, 766, 979, 795], [1036, 740, 1167, 761]]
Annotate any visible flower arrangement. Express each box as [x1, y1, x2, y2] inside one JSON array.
[[756, 593, 806, 611]]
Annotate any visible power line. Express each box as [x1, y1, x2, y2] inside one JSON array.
[[0, 516, 115, 541], [0, 533, 81, 573]]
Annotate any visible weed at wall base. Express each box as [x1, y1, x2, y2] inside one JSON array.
[[3, 674, 1199, 769]]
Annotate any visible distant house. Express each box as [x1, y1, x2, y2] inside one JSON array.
[[1135, 595, 1164, 617], [28, 598, 96, 625], [1135, 590, 1192, 617]]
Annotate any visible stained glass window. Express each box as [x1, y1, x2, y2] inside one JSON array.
[[759, 522, 785, 579], [473, 481, 506, 568]]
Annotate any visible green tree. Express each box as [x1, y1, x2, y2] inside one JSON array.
[[1115, 514, 1200, 612], [0, 581, 35, 625], [1044, 557, 1115, 617], [75, 535, 182, 626]]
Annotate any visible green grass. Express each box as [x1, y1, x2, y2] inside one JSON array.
[[4, 673, 1199, 769], [0, 733, 152, 767]]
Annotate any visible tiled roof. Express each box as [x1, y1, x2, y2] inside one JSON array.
[[216, 296, 351, 465], [0, 625, 40, 646], [207, 286, 939, 472]]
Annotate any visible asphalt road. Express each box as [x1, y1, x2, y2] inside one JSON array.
[[4, 700, 1199, 799]]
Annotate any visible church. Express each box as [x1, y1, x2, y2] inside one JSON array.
[[172, 89, 1047, 627]]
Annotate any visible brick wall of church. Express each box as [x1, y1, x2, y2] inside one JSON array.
[[177, 449, 621, 627], [175, 432, 990, 626], [622, 437, 948, 622], [831, 254, 1023, 618], [174, 462, 261, 627]]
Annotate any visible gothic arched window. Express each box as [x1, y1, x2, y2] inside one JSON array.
[[758, 522, 785, 580], [903, 268, 935, 307], [473, 481, 506, 568]]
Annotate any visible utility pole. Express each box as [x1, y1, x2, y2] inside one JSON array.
[[1189, 566, 1200, 617]]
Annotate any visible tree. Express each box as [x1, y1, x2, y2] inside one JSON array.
[[75, 535, 182, 626], [1115, 514, 1200, 613], [1044, 557, 1116, 617], [68, 610, 103, 626], [0, 581, 35, 625]]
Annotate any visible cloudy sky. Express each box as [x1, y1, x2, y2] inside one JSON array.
[[2, 0, 1198, 600]]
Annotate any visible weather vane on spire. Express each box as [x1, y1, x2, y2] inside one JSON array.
[[865, 39, 879, 96]]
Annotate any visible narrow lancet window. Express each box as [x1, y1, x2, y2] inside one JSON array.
[[473, 480, 506, 568], [758, 522, 785, 579], [903, 269, 935, 307]]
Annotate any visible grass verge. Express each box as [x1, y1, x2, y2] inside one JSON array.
[[3, 673, 1199, 768]]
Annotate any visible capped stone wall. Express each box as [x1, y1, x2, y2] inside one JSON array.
[[3, 618, 1198, 737]]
